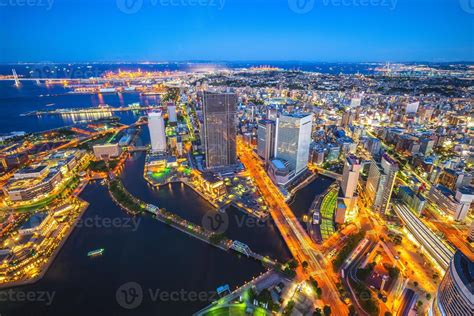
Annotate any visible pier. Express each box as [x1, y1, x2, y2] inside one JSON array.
[[22, 105, 162, 117]]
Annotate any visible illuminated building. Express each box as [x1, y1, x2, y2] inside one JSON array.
[[341, 110, 354, 128], [468, 222, 474, 242], [430, 251, 473, 316], [268, 158, 294, 186], [202, 91, 237, 169], [4, 167, 63, 202], [405, 101, 419, 114], [0, 153, 28, 171], [365, 137, 381, 156], [337, 155, 362, 223], [420, 138, 435, 156], [365, 154, 398, 214], [437, 168, 472, 191], [398, 186, 426, 214], [18, 213, 49, 235], [93, 143, 121, 160], [275, 113, 313, 178], [427, 185, 474, 221], [257, 119, 276, 165], [148, 111, 167, 153], [326, 144, 340, 162], [167, 102, 177, 123], [341, 155, 361, 199]]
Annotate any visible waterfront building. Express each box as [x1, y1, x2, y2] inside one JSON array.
[[4, 168, 63, 202], [148, 111, 167, 153], [365, 154, 399, 214], [202, 91, 237, 169], [275, 113, 313, 179], [257, 119, 276, 165], [430, 251, 473, 316], [93, 143, 121, 160], [268, 159, 294, 186]]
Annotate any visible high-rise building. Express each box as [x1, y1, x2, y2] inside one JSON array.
[[341, 155, 362, 199], [257, 119, 276, 165], [202, 91, 237, 169], [275, 113, 313, 178], [148, 112, 167, 153], [365, 154, 399, 214], [430, 251, 473, 316], [167, 103, 177, 123]]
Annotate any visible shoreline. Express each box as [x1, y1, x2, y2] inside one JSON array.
[[0, 199, 90, 290]]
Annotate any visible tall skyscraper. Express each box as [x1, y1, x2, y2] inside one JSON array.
[[365, 153, 398, 214], [148, 112, 167, 153], [341, 155, 362, 199], [202, 91, 237, 169], [275, 113, 313, 177], [431, 251, 473, 316], [337, 155, 362, 224], [257, 119, 276, 165]]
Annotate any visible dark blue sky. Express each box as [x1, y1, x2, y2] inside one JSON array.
[[1, 0, 473, 62]]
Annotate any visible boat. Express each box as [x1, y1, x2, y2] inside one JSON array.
[[99, 88, 116, 93], [87, 248, 104, 257], [46, 103, 55, 107]]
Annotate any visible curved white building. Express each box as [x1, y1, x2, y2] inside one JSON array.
[[431, 251, 474, 316]]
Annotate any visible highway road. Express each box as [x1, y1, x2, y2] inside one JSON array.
[[237, 139, 348, 315]]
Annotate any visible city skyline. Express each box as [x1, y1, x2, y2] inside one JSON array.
[[0, 1, 473, 315]]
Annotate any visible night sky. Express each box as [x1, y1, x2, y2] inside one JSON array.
[[1, 0, 473, 62]]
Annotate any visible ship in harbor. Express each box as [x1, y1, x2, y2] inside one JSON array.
[[87, 248, 104, 257]]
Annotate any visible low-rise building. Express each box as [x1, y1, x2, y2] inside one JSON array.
[[93, 143, 121, 160]]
